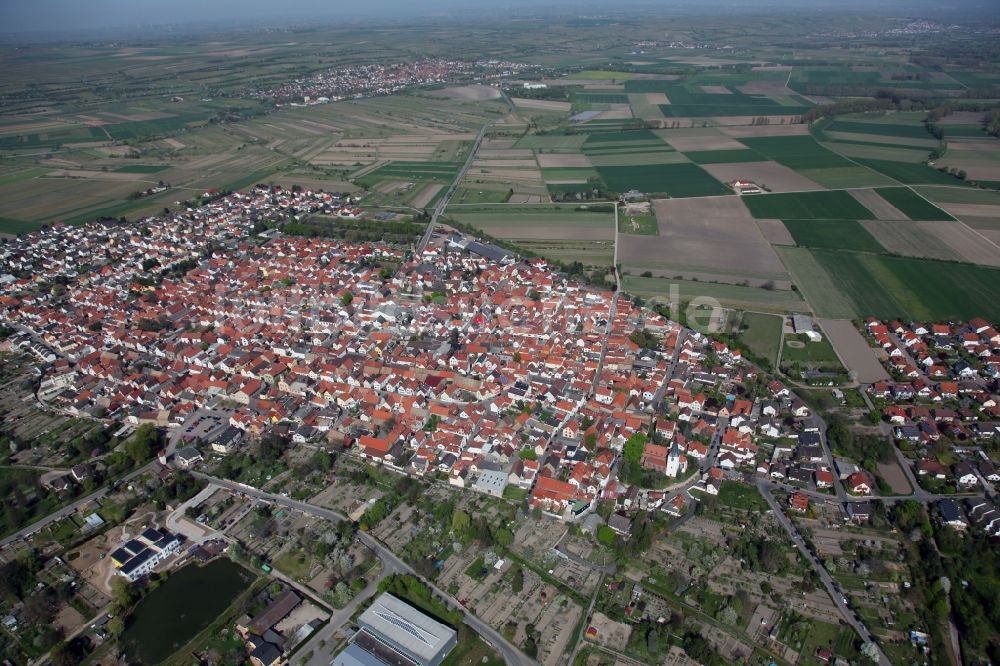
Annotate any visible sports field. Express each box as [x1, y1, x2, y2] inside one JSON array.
[[741, 190, 875, 220]]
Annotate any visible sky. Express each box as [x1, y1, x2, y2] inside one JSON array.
[[0, 0, 995, 36]]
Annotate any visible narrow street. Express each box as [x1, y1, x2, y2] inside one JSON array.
[[756, 481, 892, 666]]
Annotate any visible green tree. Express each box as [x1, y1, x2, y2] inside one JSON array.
[[341, 291, 354, 307], [623, 432, 647, 466], [452, 509, 470, 533], [496, 528, 514, 548]]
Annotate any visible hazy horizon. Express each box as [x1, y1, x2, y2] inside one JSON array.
[[1, 0, 997, 39]]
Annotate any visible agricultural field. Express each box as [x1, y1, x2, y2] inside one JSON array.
[[741, 190, 874, 220], [739, 135, 892, 188], [853, 158, 973, 186], [598, 162, 728, 197], [781, 219, 884, 252], [622, 81, 812, 118], [808, 249, 1000, 321], [618, 196, 791, 288], [621, 275, 808, 312], [446, 203, 615, 265], [871, 187, 954, 221]]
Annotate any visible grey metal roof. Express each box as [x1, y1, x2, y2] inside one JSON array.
[[357, 593, 456, 665]]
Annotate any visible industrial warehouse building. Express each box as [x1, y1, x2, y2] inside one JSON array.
[[333, 593, 457, 666]]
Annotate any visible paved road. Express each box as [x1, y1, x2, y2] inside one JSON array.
[[760, 478, 980, 506], [194, 474, 536, 666], [756, 481, 891, 666], [415, 123, 490, 255], [299, 569, 393, 666], [0, 461, 155, 549]]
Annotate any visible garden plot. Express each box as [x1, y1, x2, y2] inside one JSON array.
[[701, 161, 824, 192]]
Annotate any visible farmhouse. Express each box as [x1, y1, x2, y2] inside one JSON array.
[[729, 179, 762, 195]]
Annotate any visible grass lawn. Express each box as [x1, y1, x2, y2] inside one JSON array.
[[737, 312, 784, 366], [781, 334, 843, 366], [618, 211, 658, 235], [502, 486, 528, 501], [782, 219, 884, 252], [464, 555, 490, 581], [440, 633, 505, 666], [741, 190, 875, 220], [272, 547, 314, 582], [716, 481, 769, 512], [873, 186, 954, 221]]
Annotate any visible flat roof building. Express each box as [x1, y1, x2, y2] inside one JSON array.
[[337, 593, 457, 666]]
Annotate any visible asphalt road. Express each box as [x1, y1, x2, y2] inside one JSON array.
[[415, 123, 490, 255], [0, 460, 154, 549], [757, 480, 892, 666], [193, 473, 536, 666]]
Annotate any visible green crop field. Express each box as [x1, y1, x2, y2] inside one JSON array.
[[513, 135, 588, 150], [596, 162, 728, 197], [357, 161, 461, 185], [737, 312, 784, 365], [685, 149, 766, 164], [622, 275, 808, 311], [782, 219, 885, 252], [740, 136, 856, 170], [0, 217, 44, 235], [825, 120, 934, 140], [623, 82, 811, 117], [915, 186, 1000, 205], [574, 93, 630, 105], [854, 158, 972, 186], [741, 190, 874, 220], [873, 187, 955, 221], [114, 164, 169, 174], [775, 246, 858, 319], [572, 70, 637, 80], [811, 249, 1000, 321]]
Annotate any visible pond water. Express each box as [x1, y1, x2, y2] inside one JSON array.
[[121, 558, 255, 664]]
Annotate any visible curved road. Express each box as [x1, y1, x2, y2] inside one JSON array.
[[192, 473, 535, 666]]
